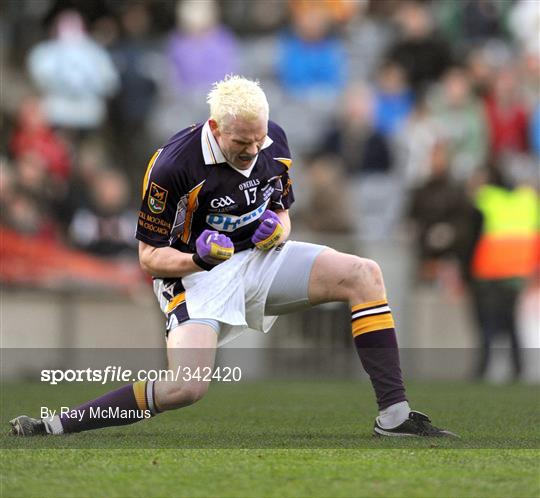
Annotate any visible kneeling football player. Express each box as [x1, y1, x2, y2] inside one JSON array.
[[10, 76, 457, 438]]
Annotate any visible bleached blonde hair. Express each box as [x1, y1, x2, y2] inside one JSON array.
[[207, 75, 269, 128]]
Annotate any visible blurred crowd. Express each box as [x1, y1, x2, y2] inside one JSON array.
[[0, 0, 538, 254], [1, 0, 538, 250], [1, 0, 538, 378]]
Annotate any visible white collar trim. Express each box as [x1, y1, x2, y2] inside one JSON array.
[[200, 120, 274, 166], [201, 120, 226, 165]]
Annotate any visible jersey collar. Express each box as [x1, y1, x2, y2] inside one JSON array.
[[201, 120, 273, 166]]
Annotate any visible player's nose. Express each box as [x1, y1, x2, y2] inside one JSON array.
[[245, 142, 259, 155]]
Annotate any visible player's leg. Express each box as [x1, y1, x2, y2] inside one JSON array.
[[499, 282, 523, 381], [154, 321, 218, 410], [307, 249, 405, 406], [471, 283, 494, 379], [268, 247, 403, 412], [10, 322, 218, 436], [266, 244, 456, 437], [307, 248, 456, 436]]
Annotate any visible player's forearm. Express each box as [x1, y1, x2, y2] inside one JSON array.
[[138, 242, 201, 278]]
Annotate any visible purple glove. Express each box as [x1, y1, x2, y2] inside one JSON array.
[[193, 229, 234, 270], [251, 210, 284, 250]]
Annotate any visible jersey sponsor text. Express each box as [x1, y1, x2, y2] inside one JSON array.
[[206, 200, 269, 232]]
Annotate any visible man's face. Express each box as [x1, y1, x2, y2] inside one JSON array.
[[210, 115, 268, 170]]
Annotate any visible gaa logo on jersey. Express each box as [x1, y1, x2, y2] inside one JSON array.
[[210, 196, 235, 208], [148, 182, 168, 214]]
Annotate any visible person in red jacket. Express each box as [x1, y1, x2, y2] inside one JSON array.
[[10, 96, 71, 181], [484, 68, 529, 159]]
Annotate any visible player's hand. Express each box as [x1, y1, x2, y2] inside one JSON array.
[[251, 210, 284, 250], [194, 229, 234, 268]]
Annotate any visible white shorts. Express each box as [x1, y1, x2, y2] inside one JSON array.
[[153, 241, 326, 346]]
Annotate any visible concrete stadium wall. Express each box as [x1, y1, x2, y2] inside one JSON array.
[[1, 237, 538, 381]]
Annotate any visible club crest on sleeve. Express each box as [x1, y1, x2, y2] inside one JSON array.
[[148, 182, 168, 214]]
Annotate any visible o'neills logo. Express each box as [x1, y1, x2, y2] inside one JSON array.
[[206, 200, 269, 232], [148, 182, 168, 214]]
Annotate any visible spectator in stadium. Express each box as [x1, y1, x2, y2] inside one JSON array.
[[2, 191, 55, 240], [343, 0, 394, 82], [27, 10, 119, 135], [220, 0, 288, 36], [428, 65, 488, 182], [373, 61, 414, 138], [9, 96, 71, 182], [396, 96, 438, 189], [62, 137, 114, 230], [277, 2, 347, 98], [108, 2, 158, 180], [508, 0, 540, 57], [151, 0, 239, 140], [318, 81, 392, 176], [68, 168, 137, 258], [300, 154, 355, 236], [465, 47, 498, 99], [14, 152, 57, 207], [408, 140, 475, 283], [318, 81, 399, 240], [460, 0, 508, 46], [11, 75, 456, 438], [467, 164, 539, 380], [435, 0, 510, 51], [5, 153, 61, 240], [484, 67, 529, 159], [386, 1, 453, 97], [166, 0, 239, 92]]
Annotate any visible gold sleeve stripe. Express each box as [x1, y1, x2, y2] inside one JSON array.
[[352, 299, 388, 312], [274, 157, 292, 169], [141, 148, 163, 199], [133, 381, 148, 411], [181, 180, 206, 244], [352, 314, 395, 337], [166, 292, 186, 313]]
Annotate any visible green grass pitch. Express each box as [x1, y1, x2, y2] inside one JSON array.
[[1, 380, 539, 497]]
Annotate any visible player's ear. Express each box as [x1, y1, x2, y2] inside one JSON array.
[[209, 119, 219, 136]]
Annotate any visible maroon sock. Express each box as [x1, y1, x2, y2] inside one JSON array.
[[60, 381, 160, 433], [351, 300, 407, 410]]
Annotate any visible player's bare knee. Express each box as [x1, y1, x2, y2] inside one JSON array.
[[178, 382, 208, 406], [160, 381, 209, 409], [311, 252, 386, 304], [345, 257, 385, 303]]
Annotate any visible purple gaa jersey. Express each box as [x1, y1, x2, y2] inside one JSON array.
[[136, 120, 294, 254]]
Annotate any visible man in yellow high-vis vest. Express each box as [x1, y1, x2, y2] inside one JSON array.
[[470, 167, 539, 380]]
